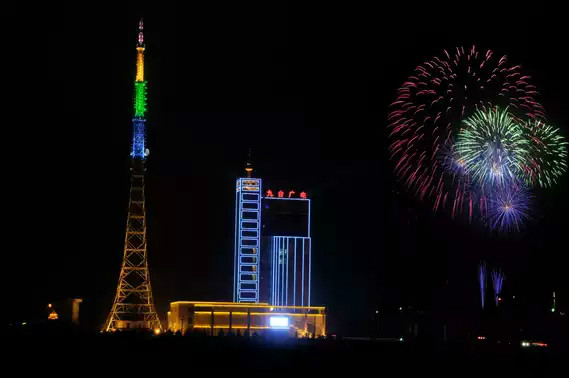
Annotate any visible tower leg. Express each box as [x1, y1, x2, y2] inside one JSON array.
[[103, 162, 161, 332]]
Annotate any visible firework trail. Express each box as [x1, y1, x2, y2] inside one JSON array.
[[479, 261, 487, 310], [491, 269, 505, 307]]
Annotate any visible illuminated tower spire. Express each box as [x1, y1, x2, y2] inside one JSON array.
[[132, 18, 147, 158], [103, 20, 160, 332]]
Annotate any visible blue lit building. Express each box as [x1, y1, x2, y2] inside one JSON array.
[[233, 155, 312, 306], [263, 197, 311, 307], [233, 156, 262, 303], [169, 156, 323, 338]]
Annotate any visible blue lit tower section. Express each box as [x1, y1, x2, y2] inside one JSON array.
[[132, 119, 146, 159], [264, 195, 311, 307], [233, 159, 262, 303]]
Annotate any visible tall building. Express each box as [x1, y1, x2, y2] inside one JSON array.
[[103, 20, 161, 332], [233, 153, 262, 303], [263, 195, 311, 306], [169, 157, 324, 338], [233, 151, 312, 306]]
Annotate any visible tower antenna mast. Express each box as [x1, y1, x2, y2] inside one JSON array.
[[103, 19, 161, 332]]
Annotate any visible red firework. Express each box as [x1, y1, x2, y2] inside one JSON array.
[[388, 46, 544, 219]]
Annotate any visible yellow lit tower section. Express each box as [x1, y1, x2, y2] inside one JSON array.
[[136, 27, 145, 82]]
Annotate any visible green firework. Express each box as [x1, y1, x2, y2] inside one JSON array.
[[456, 107, 530, 186], [522, 120, 568, 188]]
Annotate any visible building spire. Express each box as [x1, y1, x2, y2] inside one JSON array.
[[137, 18, 144, 46], [131, 19, 148, 159], [245, 149, 253, 177], [135, 19, 145, 83]]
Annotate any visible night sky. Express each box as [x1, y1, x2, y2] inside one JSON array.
[[43, 2, 568, 334]]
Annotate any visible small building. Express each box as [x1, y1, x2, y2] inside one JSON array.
[[168, 301, 326, 338], [47, 298, 82, 324]]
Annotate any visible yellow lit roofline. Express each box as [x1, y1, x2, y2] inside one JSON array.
[[171, 301, 268, 305], [194, 311, 324, 317], [193, 325, 270, 329], [171, 301, 325, 310]]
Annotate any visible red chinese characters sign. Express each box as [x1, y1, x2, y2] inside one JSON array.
[[265, 189, 308, 199]]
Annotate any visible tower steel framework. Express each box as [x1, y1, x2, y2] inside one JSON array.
[[103, 19, 161, 332]]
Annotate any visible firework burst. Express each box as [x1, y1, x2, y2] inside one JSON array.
[[486, 184, 531, 231], [456, 107, 530, 188], [389, 46, 543, 219], [521, 120, 568, 188]]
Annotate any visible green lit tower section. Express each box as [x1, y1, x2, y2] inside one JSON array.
[[103, 19, 161, 332]]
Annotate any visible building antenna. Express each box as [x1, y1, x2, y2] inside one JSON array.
[[245, 148, 253, 178]]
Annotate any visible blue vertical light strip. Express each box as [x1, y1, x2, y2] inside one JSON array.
[[273, 237, 277, 306], [234, 178, 262, 302], [281, 238, 285, 306], [270, 236, 310, 307], [293, 239, 297, 306], [233, 182, 239, 302], [307, 199, 311, 306], [285, 238, 288, 306], [302, 237, 305, 307], [274, 237, 277, 305], [307, 199, 311, 238], [276, 237, 279, 305], [308, 238, 312, 306], [271, 236, 275, 305]]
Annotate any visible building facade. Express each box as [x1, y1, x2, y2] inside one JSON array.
[[263, 196, 311, 306], [168, 301, 325, 338], [233, 177, 262, 303]]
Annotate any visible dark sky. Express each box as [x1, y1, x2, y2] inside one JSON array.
[[44, 1, 568, 334]]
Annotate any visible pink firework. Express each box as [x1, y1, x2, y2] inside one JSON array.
[[388, 46, 544, 219]]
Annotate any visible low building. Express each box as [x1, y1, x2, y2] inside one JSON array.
[[47, 298, 82, 324], [168, 301, 326, 337]]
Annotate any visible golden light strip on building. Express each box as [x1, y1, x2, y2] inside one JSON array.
[[193, 311, 324, 317], [171, 302, 324, 311], [171, 301, 269, 305], [193, 325, 270, 330]]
